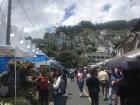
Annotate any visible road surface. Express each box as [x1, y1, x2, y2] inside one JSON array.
[[49, 78, 108, 105]]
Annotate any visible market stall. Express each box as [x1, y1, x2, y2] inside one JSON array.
[[0, 45, 35, 105], [19, 54, 48, 68]]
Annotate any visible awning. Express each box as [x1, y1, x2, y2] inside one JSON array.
[[105, 56, 140, 69], [123, 48, 140, 58], [19, 54, 48, 62], [0, 45, 35, 73]]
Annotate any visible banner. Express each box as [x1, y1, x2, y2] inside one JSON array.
[[0, 46, 14, 57]]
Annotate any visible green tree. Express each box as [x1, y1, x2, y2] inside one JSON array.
[[77, 57, 88, 68], [55, 51, 78, 68], [42, 48, 57, 58]]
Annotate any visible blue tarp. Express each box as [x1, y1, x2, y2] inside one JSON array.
[[0, 57, 13, 73], [19, 55, 48, 62]]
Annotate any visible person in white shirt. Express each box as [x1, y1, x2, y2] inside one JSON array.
[[53, 69, 64, 105]]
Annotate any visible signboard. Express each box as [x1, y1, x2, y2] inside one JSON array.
[[0, 46, 14, 57]]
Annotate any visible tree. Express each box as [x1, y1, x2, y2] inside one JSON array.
[[55, 51, 78, 68], [42, 48, 57, 58], [77, 56, 88, 68]]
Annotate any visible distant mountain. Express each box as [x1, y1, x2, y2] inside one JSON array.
[[94, 18, 140, 30], [128, 18, 140, 29], [131, 19, 140, 32], [62, 18, 140, 31]]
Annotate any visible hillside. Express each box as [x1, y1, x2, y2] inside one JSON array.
[[32, 18, 140, 55]]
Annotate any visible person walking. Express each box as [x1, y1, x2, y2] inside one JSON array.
[[108, 69, 120, 105], [34, 68, 49, 105], [70, 71, 74, 81], [98, 68, 109, 100], [86, 69, 100, 105], [76, 69, 85, 97]]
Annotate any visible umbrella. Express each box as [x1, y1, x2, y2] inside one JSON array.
[[105, 56, 140, 70]]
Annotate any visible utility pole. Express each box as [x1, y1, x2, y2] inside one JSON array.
[[6, 0, 12, 45]]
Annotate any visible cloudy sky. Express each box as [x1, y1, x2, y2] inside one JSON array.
[[0, 0, 140, 38]]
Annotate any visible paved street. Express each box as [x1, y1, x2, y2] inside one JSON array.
[[49, 78, 108, 105], [66, 79, 90, 105]]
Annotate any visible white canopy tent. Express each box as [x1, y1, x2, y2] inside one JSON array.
[[0, 45, 34, 57], [0, 45, 34, 104]]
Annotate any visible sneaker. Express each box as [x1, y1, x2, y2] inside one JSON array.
[[80, 93, 83, 97]]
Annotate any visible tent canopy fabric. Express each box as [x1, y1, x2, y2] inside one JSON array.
[[15, 47, 34, 58], [0, 45, 34, 57], [19, 55, 48, 62], [0, 45, 35, 73], [0, 45, 14, 57], [0, 57, 13, 73], [105, 56, 140, 69]]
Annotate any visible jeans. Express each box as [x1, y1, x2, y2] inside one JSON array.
[[109, 87, 117, 105], [77, 79, 84, 92], [54, 94, 63, 105], [39, 89, 49, 105]]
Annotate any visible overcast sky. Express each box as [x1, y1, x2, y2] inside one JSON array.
[[0, 0, 140, 38]]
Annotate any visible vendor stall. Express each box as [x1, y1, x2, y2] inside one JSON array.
[[0, 45, 34, 105], [19, 54, 48, 68]]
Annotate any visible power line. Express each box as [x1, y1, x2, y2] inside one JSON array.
[[30, 0, 46, 30], [16, 0, 38, 34], [29, 0, 46, 36]]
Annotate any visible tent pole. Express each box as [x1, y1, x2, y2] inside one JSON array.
[[6, 0, 12, 45], [14, 58, 17, 105]]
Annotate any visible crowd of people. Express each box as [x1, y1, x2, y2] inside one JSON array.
[[75, 67, 140, 105], [32, 67, 67, 105], [30, 65, 140, 105]]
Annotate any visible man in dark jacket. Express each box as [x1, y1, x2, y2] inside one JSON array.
[[86, 69, 100, 105]]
